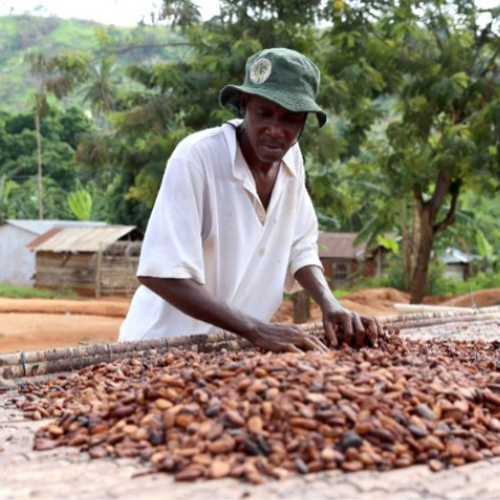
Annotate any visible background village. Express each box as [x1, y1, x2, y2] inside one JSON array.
[[2, 2, 500, 499]]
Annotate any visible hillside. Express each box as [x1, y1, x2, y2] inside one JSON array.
[[0, 15, 186, 112]]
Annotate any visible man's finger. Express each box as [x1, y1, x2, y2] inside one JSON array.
[[323, 322, 337, 348], [352, 314, 365, 348], [362, 316, 381, 346], [308, 336, 329, 353], [341, 315, 353, 347], [376, 319, 384, 337], [300, 336, 326, 353], [284, 343, 303, 354]]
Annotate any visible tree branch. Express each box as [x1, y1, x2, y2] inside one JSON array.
[[480, 47, 500, 78], [413, 183, 424, 210], [433, 181, 460, 234], [429, 27, 445, 53], [430, 168, 451, 219]]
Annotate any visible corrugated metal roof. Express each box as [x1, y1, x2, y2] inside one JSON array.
[[442, 247, 476, 264], [5, 219, 107, 236], [27, 226, 137, 252], [318, 232, 367, 260]]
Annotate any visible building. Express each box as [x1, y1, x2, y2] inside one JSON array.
[[318, 231, 388, 288], [27, 225, 143, 297], [0, 220, 107, 287], [442, 247, 476, 280]]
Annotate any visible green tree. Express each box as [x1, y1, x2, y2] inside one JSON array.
[[25, 50, 90, 218], [45, 0, 500, 304], [317, 0, 500, 302], [0, 106, 95, 219]]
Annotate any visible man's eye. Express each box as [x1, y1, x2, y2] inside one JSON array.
[[257, 108, 272, 117]]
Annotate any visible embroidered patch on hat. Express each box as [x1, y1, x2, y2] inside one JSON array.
[[249, 58, 272, 84]]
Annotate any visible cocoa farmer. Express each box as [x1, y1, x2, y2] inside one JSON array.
[[119, 47, 382, 352]]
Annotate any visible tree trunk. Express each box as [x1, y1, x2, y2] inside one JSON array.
[[401, 224, 412, 291], [409, 206, 435, 304], [34, 112, 43, 220], [409, 170, 459, 304], [292, 290, 310, 324]]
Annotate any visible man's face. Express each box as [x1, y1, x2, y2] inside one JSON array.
[[240, 94, 307, 165]]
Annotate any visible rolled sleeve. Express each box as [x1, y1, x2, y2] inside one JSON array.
[[137, 157, 207, 284]]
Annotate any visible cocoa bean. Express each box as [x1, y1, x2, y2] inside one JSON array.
[[208, 460, 231, 479], [208, 436, 236, 454], [341, 460, 364, 472], [174, 468, 204, 481], [429, 459, 444, 472], [247, 416, 263, 434], [446, 439, 465, 458], [21, 335, 500, 483]]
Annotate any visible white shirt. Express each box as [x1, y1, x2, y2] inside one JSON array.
[[119, 121, 322, 341]]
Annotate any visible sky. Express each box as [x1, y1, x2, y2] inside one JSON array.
[[0, 0, 497, 27], [0, 0, 221, 26]]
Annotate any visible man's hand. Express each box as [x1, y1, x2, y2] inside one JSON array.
[[138, 276, 328, 354], [322, 302, 384, 349], [294, 266, 384, 349], [246, 322, 328, 353]]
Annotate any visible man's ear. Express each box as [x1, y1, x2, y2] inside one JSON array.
[[238, 93, 248, 116]]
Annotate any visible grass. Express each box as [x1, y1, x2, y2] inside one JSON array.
[[0, 284, 76, 299]]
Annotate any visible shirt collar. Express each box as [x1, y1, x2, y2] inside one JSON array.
[[222, 120, 298, 179]]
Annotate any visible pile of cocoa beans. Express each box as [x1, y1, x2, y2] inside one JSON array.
[[14, 335, 500, 483]]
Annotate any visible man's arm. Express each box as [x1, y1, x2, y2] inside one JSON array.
[[294, 265, 383, 348], [138, 276, 327, 353]]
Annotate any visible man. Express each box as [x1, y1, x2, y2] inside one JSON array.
[[119, 47, 382, 351]]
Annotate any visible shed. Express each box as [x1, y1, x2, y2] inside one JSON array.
[[442, 247, 476, 280], [0, 220, 106, 287], [318, 232, 388, 288], [27, 225, 143, 297]]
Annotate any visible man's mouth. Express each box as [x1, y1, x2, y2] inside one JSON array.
[[260, 142, 284, 154]]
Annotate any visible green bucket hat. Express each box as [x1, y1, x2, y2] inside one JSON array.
[[219, 47, 327, 128]]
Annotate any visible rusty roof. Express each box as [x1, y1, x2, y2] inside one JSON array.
[[317, 232, 368, 260], [27, 226, 139, 252]]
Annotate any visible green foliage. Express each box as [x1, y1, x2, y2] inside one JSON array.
[[3, 2, 500, 285], [0, 105, 116, 221], [0, 106, 92, 188], [428, 272, 500, 299], [0, 15, 186, 113], [0, 283, 76, 299], [68, 186, 93, 221], [376, 234, 400, 255]]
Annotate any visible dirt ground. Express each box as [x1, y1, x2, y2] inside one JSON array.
[[1, 287, 500, 353]]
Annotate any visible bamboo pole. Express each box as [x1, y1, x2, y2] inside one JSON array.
[[0, 331, 250, 380], [2, 308, 500, 381]]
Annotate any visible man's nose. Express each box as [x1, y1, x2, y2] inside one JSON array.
[[266, 123, 285, 138]]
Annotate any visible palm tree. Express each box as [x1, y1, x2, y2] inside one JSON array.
[[82, 56, 120, 117], [25, 51, 90, 219]]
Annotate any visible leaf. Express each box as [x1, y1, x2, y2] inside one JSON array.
[[476, 230, 493, 260], [354, 216, 384, 247], [68, 189, 93, 221], [376, 234, 400, 255], [450, 71, 469, 90]]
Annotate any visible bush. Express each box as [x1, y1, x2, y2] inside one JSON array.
[[0, 284, 76, 299], [429, 271, 500, 297]]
